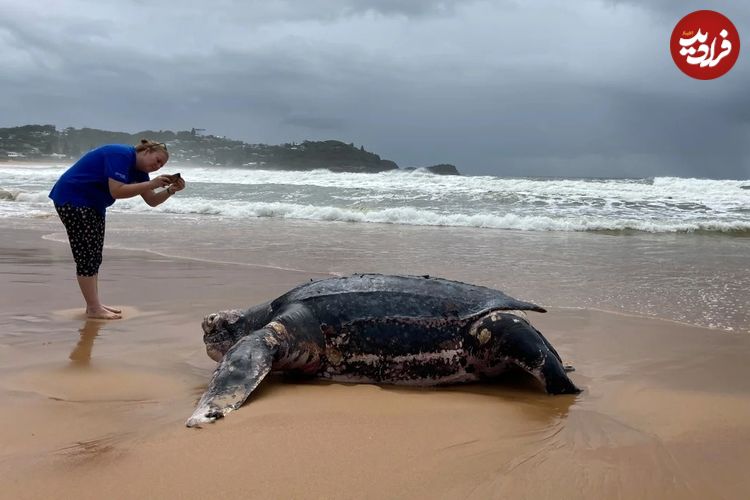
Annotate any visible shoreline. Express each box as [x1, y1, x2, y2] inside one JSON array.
[[40, 223, 747, 335], [1, 224, 750, 498], [9, 211, 750, 333]]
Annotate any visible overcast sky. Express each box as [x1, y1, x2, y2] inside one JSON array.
[[1, 0, 748, 178]]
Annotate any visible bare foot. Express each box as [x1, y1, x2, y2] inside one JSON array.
[[86, 307, 122, 320], [102, 305, 122, 314]]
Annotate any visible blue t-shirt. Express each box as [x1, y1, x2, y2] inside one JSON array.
[[49, 144, 149, 214]]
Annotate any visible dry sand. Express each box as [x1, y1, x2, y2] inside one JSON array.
[[1, 227, 749, 499]]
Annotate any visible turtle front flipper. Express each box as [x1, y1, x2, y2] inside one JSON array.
[[186, 328, 279, 428]]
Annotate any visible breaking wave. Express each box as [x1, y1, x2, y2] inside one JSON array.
[[2, 164, 748, 234]]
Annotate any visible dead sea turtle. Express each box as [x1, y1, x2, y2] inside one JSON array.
[[187, 274, 580, 427]]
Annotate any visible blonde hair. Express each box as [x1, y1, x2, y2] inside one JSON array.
[[134, 139, 169, 159]]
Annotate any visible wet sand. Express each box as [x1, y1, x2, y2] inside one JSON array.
[[1, 226, 750, 499]]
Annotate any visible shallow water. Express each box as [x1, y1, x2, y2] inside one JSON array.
[[9, 211, 746, 333]]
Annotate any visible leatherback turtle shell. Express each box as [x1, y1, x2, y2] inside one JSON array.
[[271, 273, 546, 322]]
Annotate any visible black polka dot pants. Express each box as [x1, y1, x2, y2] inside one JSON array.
[[54, 204, 105, 277]]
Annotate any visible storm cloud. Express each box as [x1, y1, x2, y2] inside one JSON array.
[[0, 0, 748, 178]]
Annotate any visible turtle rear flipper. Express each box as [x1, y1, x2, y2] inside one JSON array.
[[470, 312, 581, 395]]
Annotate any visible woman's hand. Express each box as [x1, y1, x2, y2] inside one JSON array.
[[149, 175, 172, 190], [170, 176, 186, 193]]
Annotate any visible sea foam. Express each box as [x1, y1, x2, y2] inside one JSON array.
[[2, 164, 748, 233]]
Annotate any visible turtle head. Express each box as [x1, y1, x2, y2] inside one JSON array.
[[201, 309, 248, 361]]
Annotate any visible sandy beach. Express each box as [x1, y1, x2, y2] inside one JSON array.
[[2, 223, 750, 499]]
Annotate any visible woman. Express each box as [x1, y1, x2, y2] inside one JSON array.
[[49, 139, 186, 319]]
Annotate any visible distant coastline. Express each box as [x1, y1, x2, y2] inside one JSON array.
[[0, 124, 461, 175]]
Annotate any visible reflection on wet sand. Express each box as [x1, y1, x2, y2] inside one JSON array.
[[68, 320, 104, 365], [2, 225, 749, 499]]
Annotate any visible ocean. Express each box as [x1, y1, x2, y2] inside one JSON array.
[[2, 163, 749, 332], [3, 164, 748, 232]]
